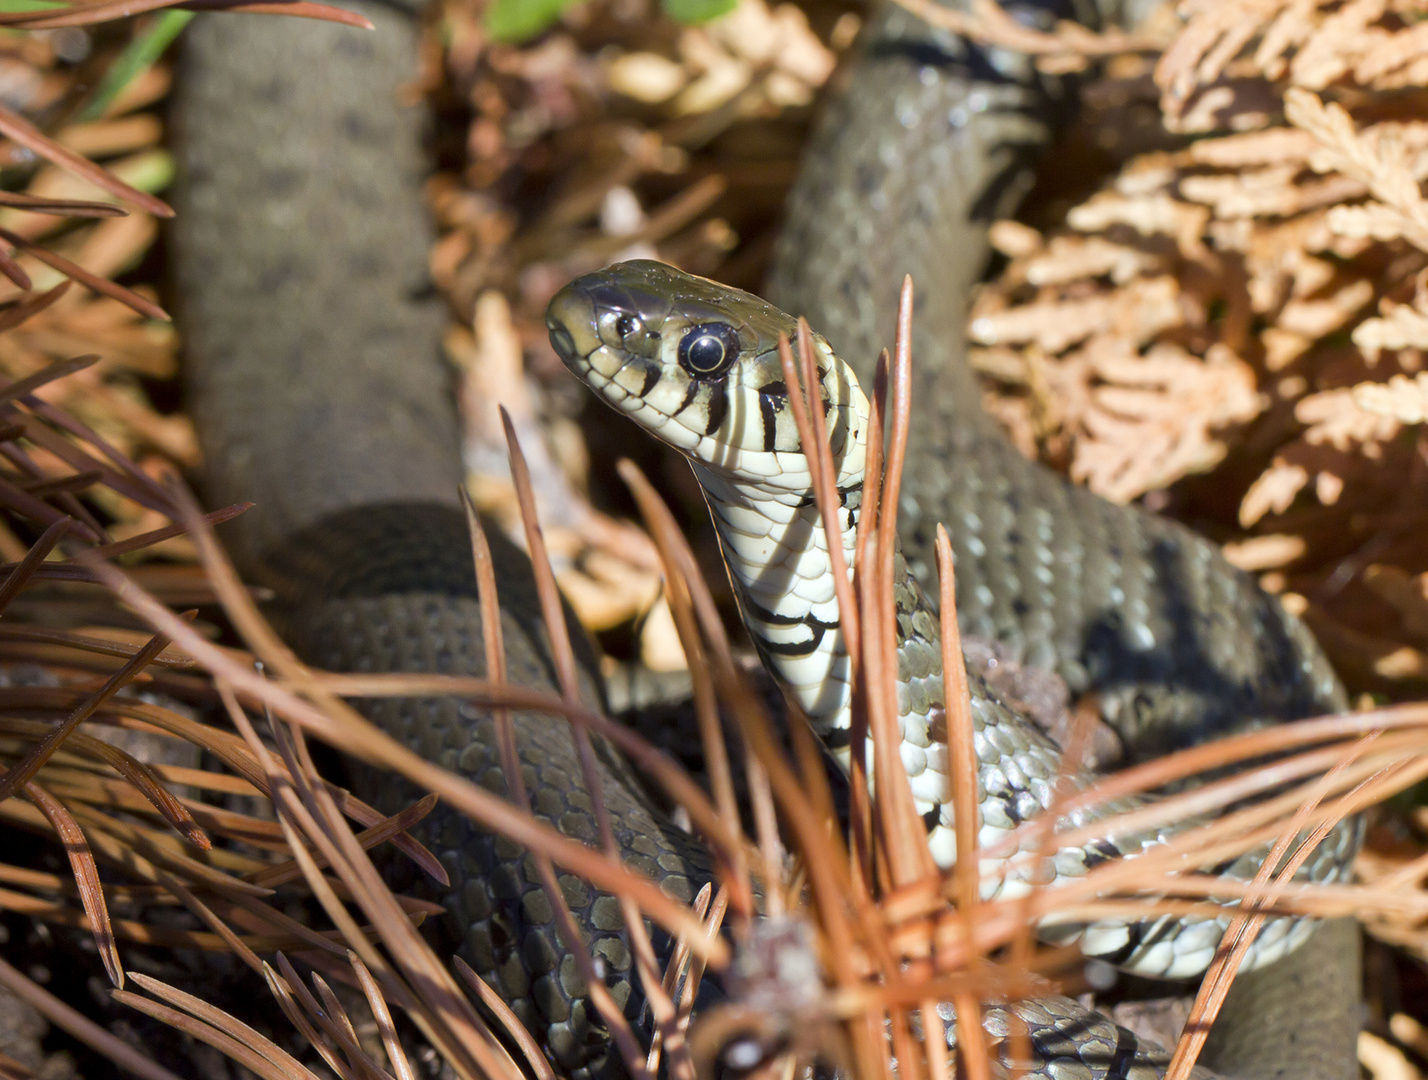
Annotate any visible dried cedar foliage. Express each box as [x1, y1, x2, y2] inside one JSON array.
[[958, 0, 1428, 696]]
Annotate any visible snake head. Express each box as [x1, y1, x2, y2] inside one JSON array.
[[546, 259, 868, 488]]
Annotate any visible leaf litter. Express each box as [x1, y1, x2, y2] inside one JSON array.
[[3, 3, 1428, 1080]]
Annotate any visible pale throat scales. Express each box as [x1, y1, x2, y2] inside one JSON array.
[[689, 361, 956, 857]]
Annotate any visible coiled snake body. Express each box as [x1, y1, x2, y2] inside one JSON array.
[[171, 3, 1364, 1080], [546, 256, 1359, 974]]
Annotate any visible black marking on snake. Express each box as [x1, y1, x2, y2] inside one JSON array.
[[637, 363, 661, 398], [748, 597, 837, 632], [748, 597, 837, 657], [673, 378, 700, 419], [838, 485, 859, 532], [1099, 914, 1183, 970], [823, 727, 851, 750], [1092, 912, 1182, 968], [704, 379, 729, 435], [1082, 838, 1121, 870], [758, 380, 787, 453], [865, 37, 1036, 91], [1091, 922, 1145, 966], [758, 633, 825, 658], [922, 806, 939, 833], [1105, 1026, 1144, 1080]]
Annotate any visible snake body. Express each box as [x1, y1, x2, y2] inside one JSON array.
[[760, 11, 1364, 1071], [768, 2, 1347, 759], [171, 11, 712, 1078], [545, 257, 1359, 978], [170, 2, 1364, 1079]]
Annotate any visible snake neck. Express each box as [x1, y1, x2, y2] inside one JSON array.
[[692, 447, 959, 864], [692, 454, 862, 736]]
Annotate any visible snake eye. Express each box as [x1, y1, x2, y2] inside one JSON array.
[[678, 323, 740, 378]]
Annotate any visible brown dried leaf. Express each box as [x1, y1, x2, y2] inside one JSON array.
[[1297, 385, 1402, 450], [1158, 0, 1428, 109], [988, 219, 1042, 259], [1288, 89, 1428, 252], [1069, 342, 1263, 501], [1067, 190, 1210, 258], [1277, 278, 1375, 338], [1289, 0, 1387, 89], [1021, 235, 1163, 287], [890, 0, 1165, 74], [1188, 127, 1317, 168], [1240, 457, 1311, 526], [607, 53, 687, 104], [1221, 533, 1308, 571], [1353, 20, 1428, 85], [968, 276, 1184, 353], [1328, 201, 1428, 246], [1352, 371, 1428, 423], [1355, 299, 1428, 362], [1154, 0, 1270, 108], [1239, 381, 1407, 525]]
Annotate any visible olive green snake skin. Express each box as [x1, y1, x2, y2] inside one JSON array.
[[170, 3, 1364, 1080], [545, 257, 1359, 968]]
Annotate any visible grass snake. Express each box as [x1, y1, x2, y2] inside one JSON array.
[[169, 2, 1365, 1079]]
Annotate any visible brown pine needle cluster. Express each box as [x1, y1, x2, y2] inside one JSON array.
[[0, 246, 1415, 1080], [0, 39, 188, 571]]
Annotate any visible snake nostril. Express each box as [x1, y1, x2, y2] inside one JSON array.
[[549, 325, 577, 363]]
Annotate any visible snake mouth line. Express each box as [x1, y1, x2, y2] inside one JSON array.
[[584, 364, 662, 422]]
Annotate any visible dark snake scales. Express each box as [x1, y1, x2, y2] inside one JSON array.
[[170, 3, 1363, 1079]]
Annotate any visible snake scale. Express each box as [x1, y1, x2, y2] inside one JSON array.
[[170, 2, 1364, 1080]]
